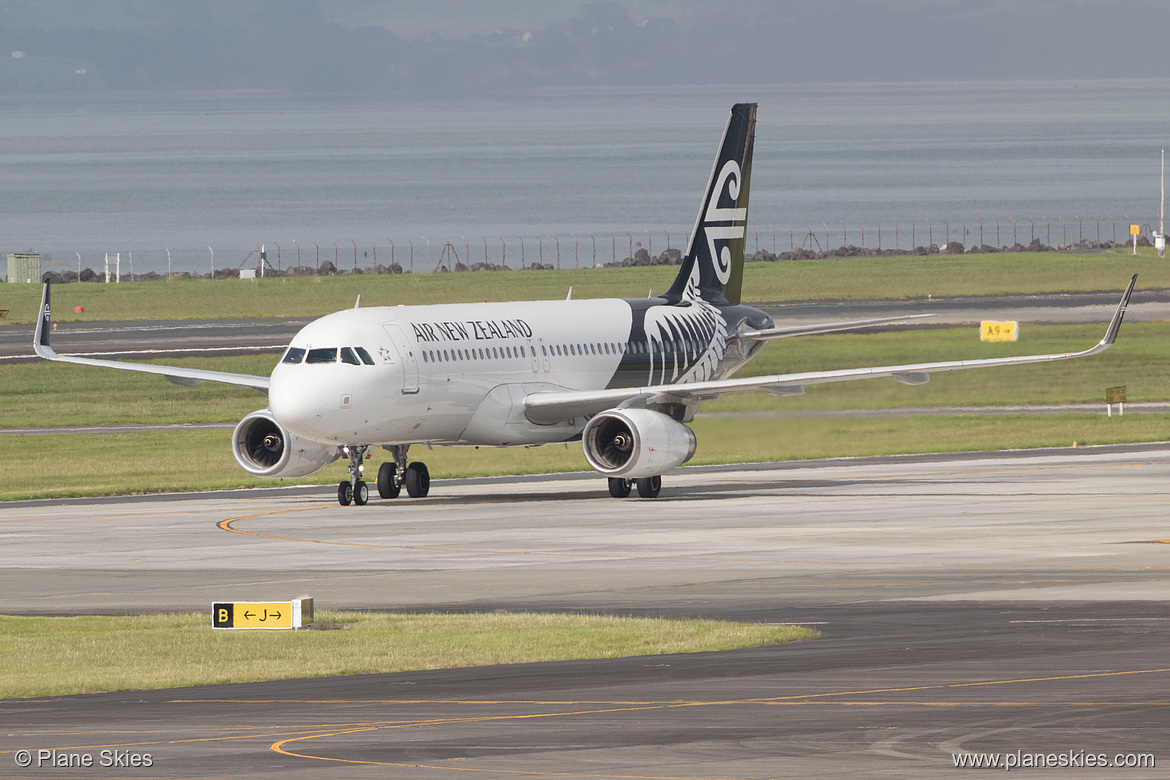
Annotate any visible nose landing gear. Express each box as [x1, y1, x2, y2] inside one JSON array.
[[339, 444, 431, 506], [337, 444, 370, 506]]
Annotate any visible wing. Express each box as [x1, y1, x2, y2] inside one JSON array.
[[33, 282, 271, 392], [523, 275, 1136, 425]]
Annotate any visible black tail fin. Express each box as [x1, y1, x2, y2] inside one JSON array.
[[34, 280, 55, 356], [663, 102, 756, 306]]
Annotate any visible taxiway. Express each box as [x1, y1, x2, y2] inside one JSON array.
[[1, 447, 1167, 777]]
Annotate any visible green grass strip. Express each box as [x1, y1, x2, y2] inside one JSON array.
[[2, 414, 1167, 501], [1, 249, 1163, 325], [0, 612, 816, 699]]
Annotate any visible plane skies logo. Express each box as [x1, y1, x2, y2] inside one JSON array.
[[703, 159, 747, 284]]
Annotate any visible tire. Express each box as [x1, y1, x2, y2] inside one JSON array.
[[337, 480, 353, 506], [354, 480, 369, 506], [377, 462, 400, 499], [608, 477, 632, 498], [635, 475, 661, 499], [405, 461, 430, 498]]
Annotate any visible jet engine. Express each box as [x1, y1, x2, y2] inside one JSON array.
[[581, 408, 697, 479], [232, 410, 340, 479]]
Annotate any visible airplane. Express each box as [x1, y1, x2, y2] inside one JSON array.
[[34, 103, 1136, 506]]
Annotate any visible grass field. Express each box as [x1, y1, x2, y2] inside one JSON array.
[[0, 612, 816, 699], [1, 249, 1164, 325], [2, 250, 1167, 500]]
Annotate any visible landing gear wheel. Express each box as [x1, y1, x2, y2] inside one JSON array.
[[608, 477, 632, 498], [354, 480, 369, 506], [377, 462, 401, 499], [404, 461, 430, 498], [635, 475, 661, 499], [338, 480, 353, 506]]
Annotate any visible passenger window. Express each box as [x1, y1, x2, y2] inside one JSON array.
[[306, 348, 338, 364], [281, 347, 306, 364], [340, 347, 361, 365]]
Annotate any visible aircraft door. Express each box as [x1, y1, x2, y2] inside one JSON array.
[[382, 323, 420, 394], [528, 338, 550, 375]]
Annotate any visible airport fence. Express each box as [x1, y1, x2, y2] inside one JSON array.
[[22, 215, 1164, 283]]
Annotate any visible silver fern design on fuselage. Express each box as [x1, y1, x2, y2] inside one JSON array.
[[641, 264, 728, 385]]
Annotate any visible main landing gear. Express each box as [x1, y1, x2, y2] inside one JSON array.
[[337, 443, 431, 506], [607, 475, 662, 499]]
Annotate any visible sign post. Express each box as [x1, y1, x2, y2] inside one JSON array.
[[1106, 386, 1126, 417], [213, 597, 314, 630], [1131, 224, 1140, 255], [980, 321, 1019, 342]]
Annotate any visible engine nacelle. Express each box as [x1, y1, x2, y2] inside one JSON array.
[[581, 408, 697, 479], [232, 410, 341, 479]]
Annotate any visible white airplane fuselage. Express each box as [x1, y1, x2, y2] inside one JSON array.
[[269, 296, 755, 448]]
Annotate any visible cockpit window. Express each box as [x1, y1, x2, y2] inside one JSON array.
[[355, 346, 376, 365], [281, 347, 306, 364], [340, 347, 361, 366], [306, 347, 338, 364]]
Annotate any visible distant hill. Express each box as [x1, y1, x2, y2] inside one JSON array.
[[0, 0, 1165, 98]]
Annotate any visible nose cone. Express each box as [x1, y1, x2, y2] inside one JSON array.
[[269, 364, 340, 443]]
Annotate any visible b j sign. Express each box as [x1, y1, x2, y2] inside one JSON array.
[[213, 597, 313, 630]]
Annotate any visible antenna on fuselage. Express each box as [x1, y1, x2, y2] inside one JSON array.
[[354, 295, 361, 309], [566, 287, 573, 300]]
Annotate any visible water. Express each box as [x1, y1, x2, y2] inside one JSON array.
[[2, 80, 1168, 277]]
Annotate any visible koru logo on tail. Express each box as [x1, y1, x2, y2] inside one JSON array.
[[703, 159, 747, 284]]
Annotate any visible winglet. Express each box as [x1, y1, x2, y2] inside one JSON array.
[[1100, 273, 1137, 348], [34, 281, 56, 358]]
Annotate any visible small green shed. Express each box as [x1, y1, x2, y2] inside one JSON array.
[[6, 253, 42, 283]]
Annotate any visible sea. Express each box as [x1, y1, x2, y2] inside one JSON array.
[[2, 80, 1169, 277]]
